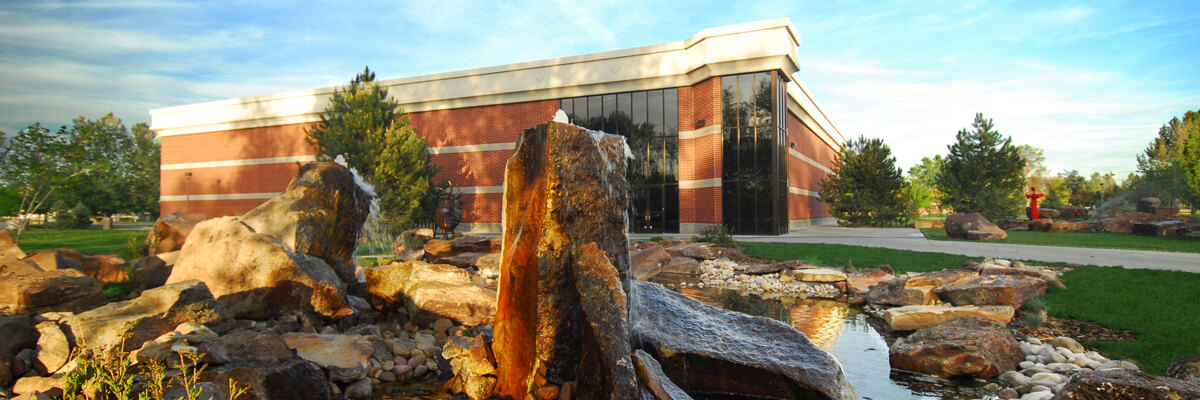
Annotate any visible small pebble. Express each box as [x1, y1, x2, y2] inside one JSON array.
[[413, 364, 429, 376]]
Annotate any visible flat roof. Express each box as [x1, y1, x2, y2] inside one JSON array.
[[150, 18, 843, 148]]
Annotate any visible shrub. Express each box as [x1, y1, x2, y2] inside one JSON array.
[[649, 236, 664, 242], [692, 224, 735, 247], [48, 200, 93, 230]]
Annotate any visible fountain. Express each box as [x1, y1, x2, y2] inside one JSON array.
[[457, 118, 856, 399]]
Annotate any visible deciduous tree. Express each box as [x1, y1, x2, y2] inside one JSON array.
[[936, 113, 1025, 220], [0, 123, 88, 241]]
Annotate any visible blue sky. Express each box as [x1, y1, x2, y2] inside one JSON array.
[[2, 0, 1198, 178]]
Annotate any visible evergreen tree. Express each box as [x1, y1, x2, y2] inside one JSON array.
[[1136, 110, 1199, 207], [819, 136, 915, 226], [936, 113, 1025, 220], [306, 67, 435, 228]]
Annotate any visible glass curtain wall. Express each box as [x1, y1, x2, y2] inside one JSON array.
[[721, 71, 789, 235], [561, 89, 679, 233]]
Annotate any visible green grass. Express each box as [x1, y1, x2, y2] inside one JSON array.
[[1044, 266, 1200, 375], [16, 229, 147, 300], [741, 241, 980, 274], [743, 241, 1200, 375], [17, 228, 147, 257], [921, 228, 1200, 253]]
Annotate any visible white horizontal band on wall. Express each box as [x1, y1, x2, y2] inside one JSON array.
[[679, 178, 721, 189], [678, 125, 721, 140], [788, 186, 821, 198], [160, 186, 504, 202], [428, 142, 516, 155], [455, 186, 504, 194], [160, 192, 282, 202], [787, 148, 834, 175], [160, 155, 318, 171]]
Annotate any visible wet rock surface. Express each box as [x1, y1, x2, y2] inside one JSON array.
[[633, 349, 693, 400], [889, 316, 1023, 378], [492, 121, 632, 399], [631, 281, 857, 400]]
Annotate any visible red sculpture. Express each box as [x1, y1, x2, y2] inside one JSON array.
[[1026, 187, 1045, 220]]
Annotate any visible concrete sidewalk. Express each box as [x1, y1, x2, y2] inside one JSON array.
[[634, 226, 1200, 273]]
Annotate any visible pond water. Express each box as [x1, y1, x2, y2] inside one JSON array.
[[651, 273, 998, 400]]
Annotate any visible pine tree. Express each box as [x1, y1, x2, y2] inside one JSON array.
[[819, 136, 915, 226], [306, 67, 435, 228], [936, 113, 1026, 220]]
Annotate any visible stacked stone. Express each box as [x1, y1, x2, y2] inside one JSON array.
[[996, 336, 1138, 400]]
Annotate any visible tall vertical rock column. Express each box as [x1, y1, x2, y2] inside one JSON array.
[[493, 121, 636, 399]]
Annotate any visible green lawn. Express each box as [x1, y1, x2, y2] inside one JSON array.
[[16, 228, 147, 258], [742, 241, 979, 274], [921, 228, 1200, 254], [14, 228, 148, 300], [742, 241, 1200, 375]]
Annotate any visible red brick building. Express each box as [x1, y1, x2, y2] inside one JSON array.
[[150, 18, 844, 235]]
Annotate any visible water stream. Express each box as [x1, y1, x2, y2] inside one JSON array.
[[648, 273, 999, 400]]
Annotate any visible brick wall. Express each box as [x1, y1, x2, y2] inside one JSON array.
[[786, 111, 836, 221], [678, 77, 722, 225]]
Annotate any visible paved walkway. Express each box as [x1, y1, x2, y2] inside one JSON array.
[[632, 226, 1200, 273]]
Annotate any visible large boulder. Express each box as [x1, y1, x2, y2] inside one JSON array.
[[363, 261, 496, 326], [866, 268, 977, 307], [145, 212, 208, 256], [0, 258, 104, 314], [1135, 197, 1162, 213], [0, 229, 26, 259], [239, 162, 373, 285], [882, 304, 1014, 331], [633, 349, 692, 400], [0, 315, 37, 387], [33, 321, 72, 375], [1167, 354, 1200, 384], [131, 251, 179, 291], [282, 333, 373, 382], [1053, 369, 1200, 399], [1059, 206, 1088, 219], [1048, 220, 1103, 233], [934, 275, 1047, 308], [889, 316, 1022, 378], [167, 216, 350, 319], [631, 245, 671, 280], [1132, 220, 1187, 237], [632, 281, 857, 400], [64, 280, 227, 352], [1031, 218, 1054, 232], [491, 121, 635, 399], [49, 249, 130, 283], [199, 357, 331, 400], [944, 213, 1007, 240]]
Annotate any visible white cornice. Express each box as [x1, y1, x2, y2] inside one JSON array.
[[151, 18, 808, 137]]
